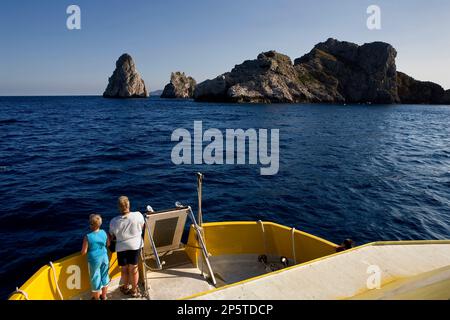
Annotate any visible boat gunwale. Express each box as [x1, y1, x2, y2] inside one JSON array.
[[202, 221, 339, 248]]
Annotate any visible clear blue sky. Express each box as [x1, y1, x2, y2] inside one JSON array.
[[1, 0, 449, 95]]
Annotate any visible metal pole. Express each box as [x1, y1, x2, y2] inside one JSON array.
[[196, 173, 204, 276], [197, 172, 203, 226], [144, 215, 163, 270], [188, 206, 216, 286]]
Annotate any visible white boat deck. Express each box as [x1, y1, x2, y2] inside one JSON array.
[[72, 277, 147, 300], [73, 264, 213, 300], [72, 251, 290, 300], [191, 242, 450, 300], [146, 263, 214, 300]]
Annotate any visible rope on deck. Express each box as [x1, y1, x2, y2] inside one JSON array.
[[49, 261, 64, 300], [258, 220, 267, 256], [12, 288, 29, 300], [291, 228, 297, 265]]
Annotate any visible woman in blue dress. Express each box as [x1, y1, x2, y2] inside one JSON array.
[[81, 214, 110, 300]]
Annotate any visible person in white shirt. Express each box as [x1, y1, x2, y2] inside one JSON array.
[[109, 196, 144, 298]]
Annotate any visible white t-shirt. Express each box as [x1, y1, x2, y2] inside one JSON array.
[[109, 211, 145, 252]]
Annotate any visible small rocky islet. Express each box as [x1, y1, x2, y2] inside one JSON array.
[[103, 54, 148, 99], [103, 39, 450, 105], [161, 72, 197, 99]]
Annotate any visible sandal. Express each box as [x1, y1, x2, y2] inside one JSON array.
[[129, 288, 141, 298], [119, 285, 131, 295]]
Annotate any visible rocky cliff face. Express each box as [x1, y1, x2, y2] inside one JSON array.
[[195, 38, 448, 105], [103, 54, 148, 98], [195, 51, 313, 103], [161, 72, 196, 99], [294, 39, 399, 104], [442, 90, 450, 105], [397, 72, 445, 104]]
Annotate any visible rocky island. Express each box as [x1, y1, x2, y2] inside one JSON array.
[[161, 72, 197, 99], [103, 54, 148, 99], [194, 38, 450, 105]]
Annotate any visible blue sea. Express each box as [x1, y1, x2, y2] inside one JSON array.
[[1, 96, 450, 299]]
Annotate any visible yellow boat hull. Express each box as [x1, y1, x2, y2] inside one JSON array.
[[9, 221, 337, 300], [13, 221, 449, 300]]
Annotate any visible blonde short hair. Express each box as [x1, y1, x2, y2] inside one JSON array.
[[89, 214, 102, 229], [118, 196, 130, 215]]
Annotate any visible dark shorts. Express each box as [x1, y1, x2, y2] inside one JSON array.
[[117, 249, 140, 267]]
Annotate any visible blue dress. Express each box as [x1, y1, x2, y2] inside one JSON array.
[[86, 230, 110, 292]]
